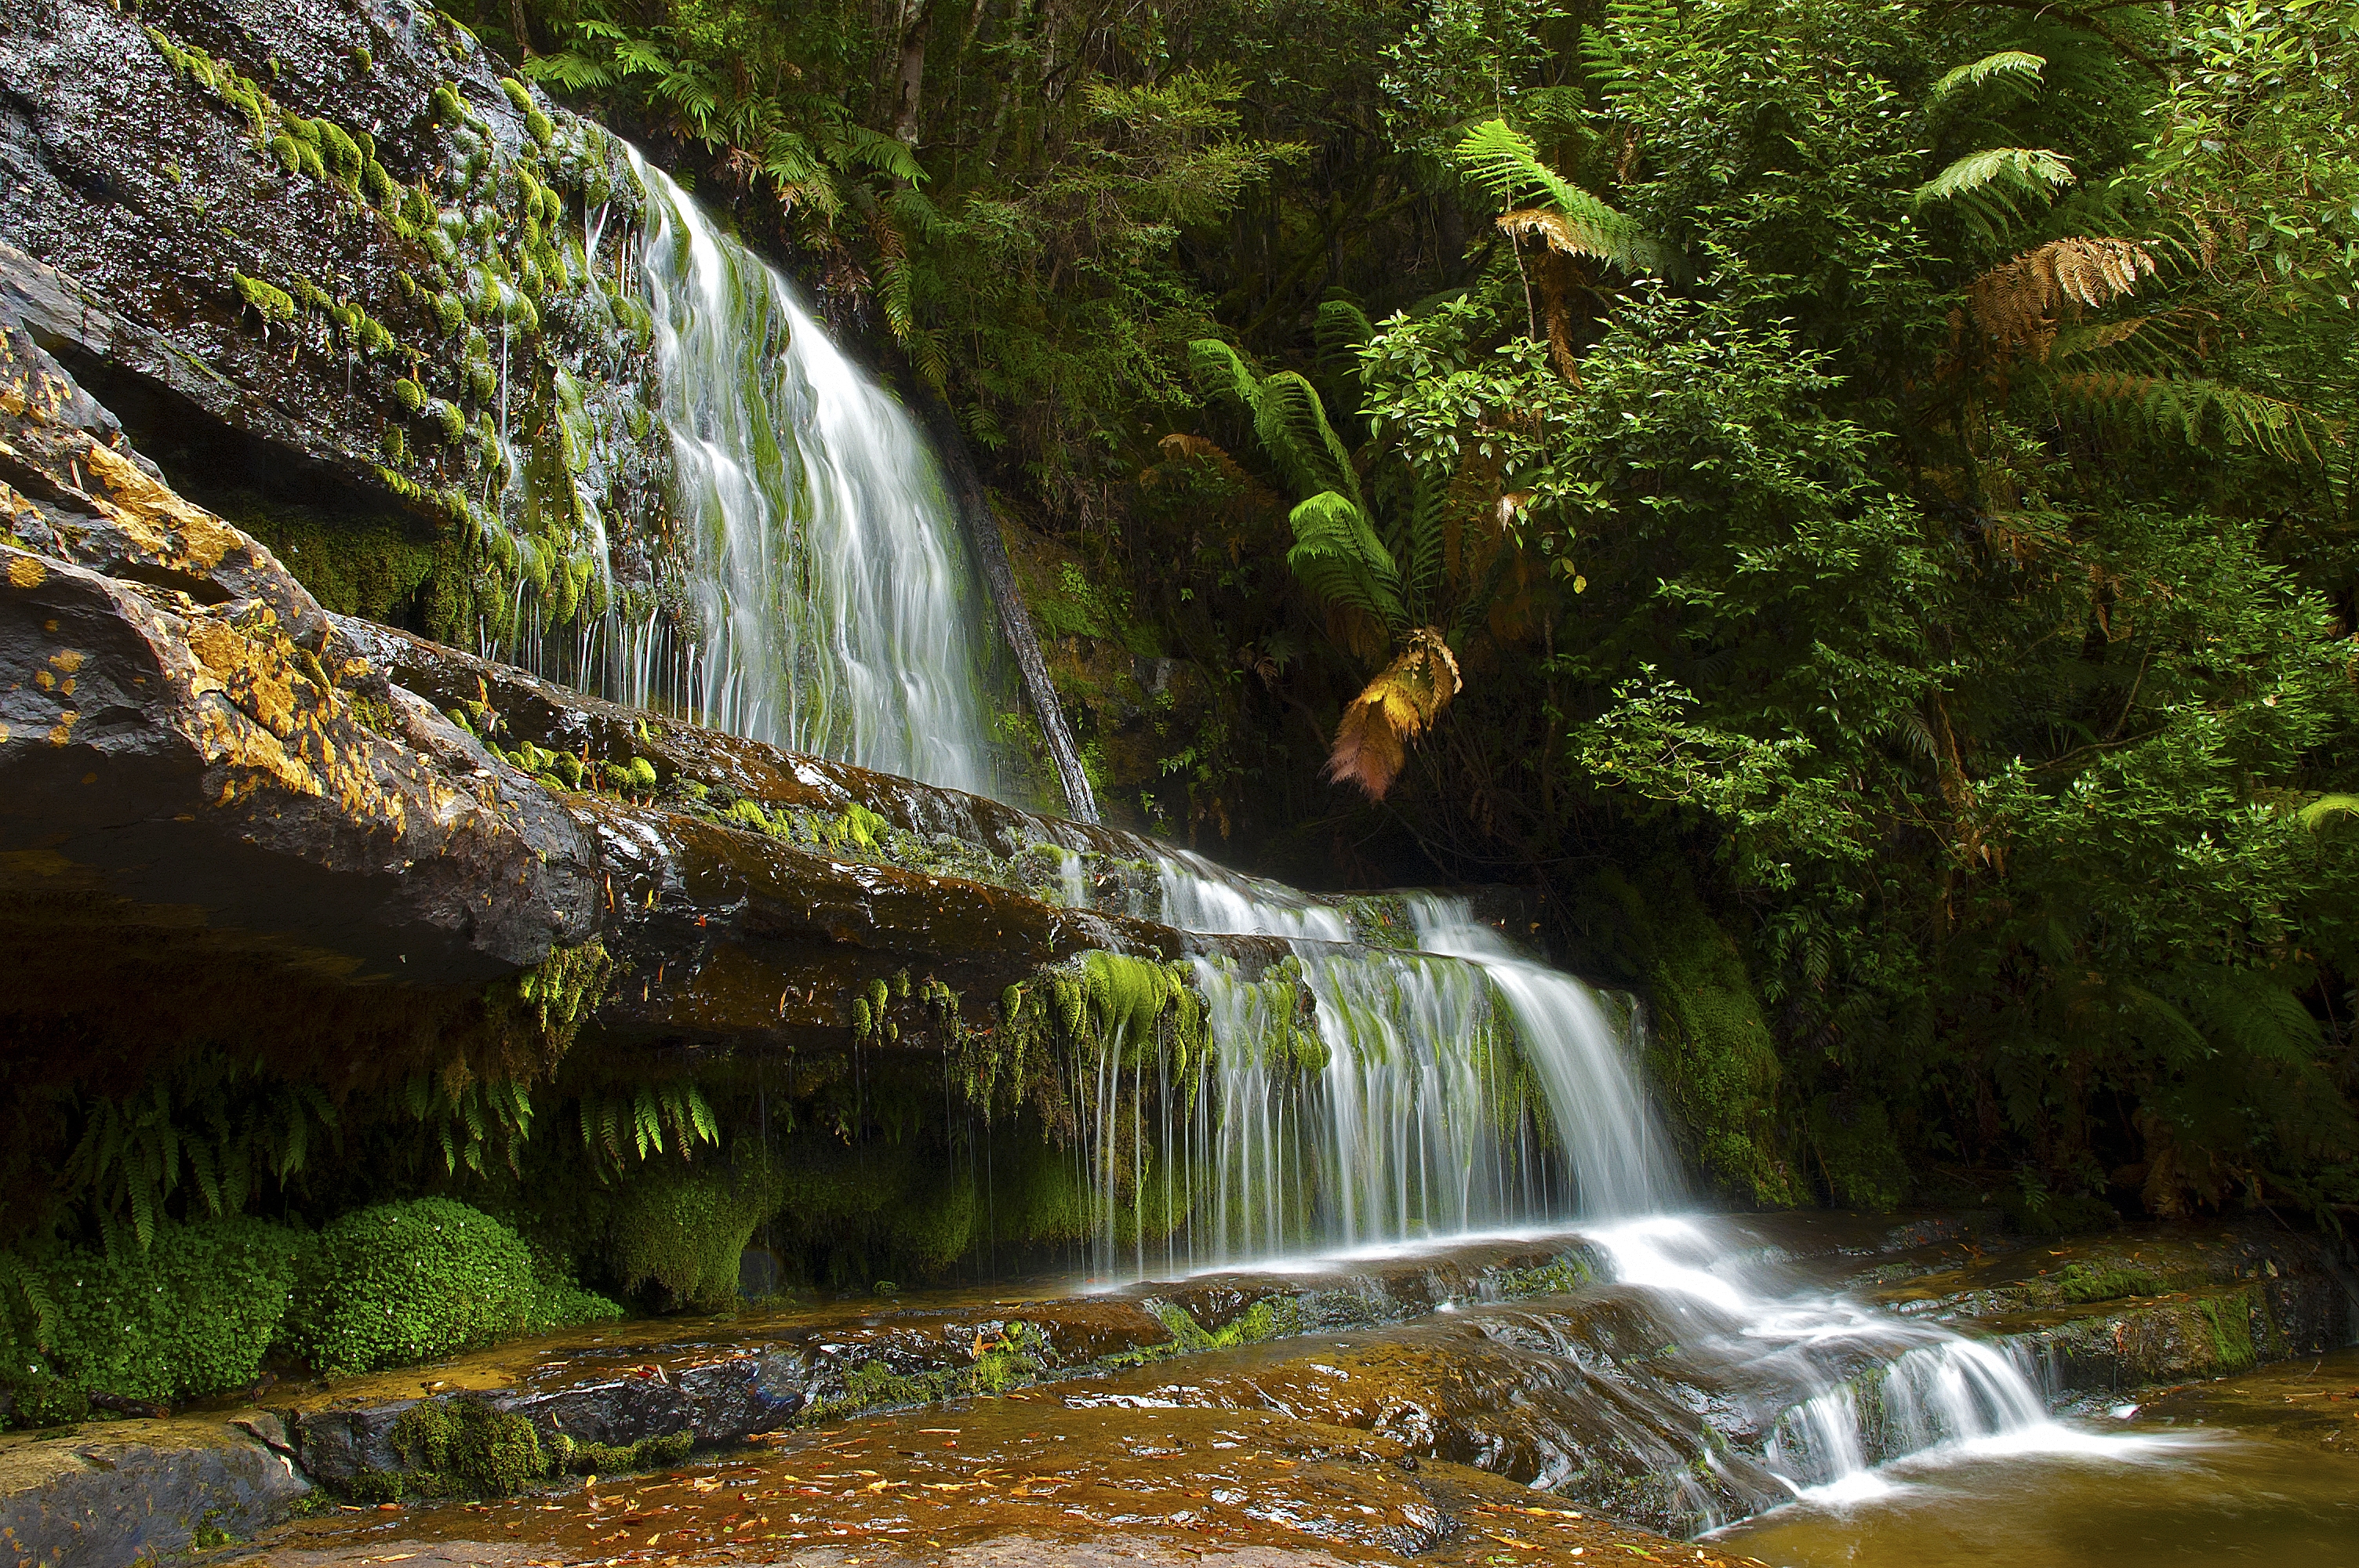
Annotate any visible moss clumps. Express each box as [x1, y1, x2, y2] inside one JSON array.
[[1605, 868, 1802, 1207], [2057, 1263, 2167, 1304], [805, 1322, 1051, 1422], [607, 1162, 783, 1312], [285, 1198, 618, 1377], [233, 272, 297, 324], [346, 1397, 696, 1502]]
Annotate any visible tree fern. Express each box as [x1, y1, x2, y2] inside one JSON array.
[[1285, 491, 1405, 630], [2050, 372, 2332, 461], [1453, 119, 1667, 275], [1928, 50, 2045, 104], [1914, 146, 2074, 206], [1190, 340, 1364, 510]]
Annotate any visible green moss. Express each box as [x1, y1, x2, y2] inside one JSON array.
[[391, 1395, 544, 1497], [2058, 1264, 2167, 1304], [607, 1160, 783, 1311], [2197, 1292, 2259, 1374], [233, 272, 296, 324], [392, 376, 426, 412], [1605, 868, 1801, 1207], [551, 1428, 695, 1478], [431, 82, 465, 123]]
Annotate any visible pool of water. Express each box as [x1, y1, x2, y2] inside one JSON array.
[[1714, 1348, 2359, 1566]]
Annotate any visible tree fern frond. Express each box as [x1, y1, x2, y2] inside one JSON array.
[[1403, 467, 1449, 627], [1287, 491, 1405, 629], [2049, 371, 2332, 460], [1314, 299, 1374, 374], [1456, 120, 1667, 274], [1929, 50, 2046, 103], [2297, 793, 2359, 829], [1966, 238, 2158, 358], [1916, 147, 2073, 206]]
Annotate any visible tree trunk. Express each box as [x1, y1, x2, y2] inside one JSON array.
[[891, 0, 934, 146]]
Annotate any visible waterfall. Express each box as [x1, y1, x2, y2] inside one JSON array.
[[1070, 854, 1679, 1278], [620, 149, 1000, 793]]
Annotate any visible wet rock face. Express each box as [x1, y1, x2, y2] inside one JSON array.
[[0, 0, 669, 643], [1, 319, 600, 995], [2, 313, 1276, 1077]]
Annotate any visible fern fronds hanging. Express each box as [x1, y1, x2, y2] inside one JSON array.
[[1928, 50, 2046, 104], [1453, 119, 1668, 276], [1914, 147, 2074, 207], [2048, 372, 2333, 461], [1285, 491, 1406, 630], [1326, 629, 1463, 800], [1189, 340, 1365, 511], [1965, 237, 2158, 358]]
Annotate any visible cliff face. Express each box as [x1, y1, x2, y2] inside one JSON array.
[[1, 307, 1278, 1089], [1, 0, 668, 648]]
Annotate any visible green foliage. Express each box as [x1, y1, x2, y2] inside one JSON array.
[[285, 1199, 615, 1377], [605, 1160, 781, 1311], [38, 1218, 302, 1405]]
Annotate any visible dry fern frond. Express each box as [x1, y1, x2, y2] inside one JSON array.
[[1967, 238, 2157, 359], [1325, 628, 1462, 800], [1499, 208, 1623, 267]]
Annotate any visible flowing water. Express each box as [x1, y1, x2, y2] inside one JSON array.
[[445, 140, 2349, 1555]]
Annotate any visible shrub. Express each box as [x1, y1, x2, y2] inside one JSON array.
[[285, 1198, 612, 1376], [40, 1218, 304, 1405]]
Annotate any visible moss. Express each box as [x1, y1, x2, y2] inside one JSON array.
[[1605, 867, 1801, 1207], [1493, 1254, 1595, 1299], [233, 273, 296, 324], [392, 376, 427, 413], [607, 1159, 783, 1312], [2197, 1292, 2259, 1374], [285, 1199, 607, 1377], [488, 939, 615, 1070], [1805, 1094, 1907, 1212], [2058, 1263, 2167, 1304], [431, 82, 466, 123], [37, 1217, 304, 1406], [391, 1395, 545, 1497], [551, 1428, 695, 1478], [433, 401, 468, 445]]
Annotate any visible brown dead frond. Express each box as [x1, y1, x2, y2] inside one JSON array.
[[1325, 628, 1462, 801], [1965, 238, 2157, 361]]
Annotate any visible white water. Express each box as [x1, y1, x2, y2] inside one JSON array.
[[493, 149, 1011, 798], [621, 151, 1001, 793], [1071, 853, 1680, 1278], [1583, 1215, 2161, 1523]]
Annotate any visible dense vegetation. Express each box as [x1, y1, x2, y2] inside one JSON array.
[[5, 1, 2354, 1430], [463, 0, 2358, 1221]]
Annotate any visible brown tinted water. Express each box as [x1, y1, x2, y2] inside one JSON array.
[[1714, 1348, 2359, 1566]]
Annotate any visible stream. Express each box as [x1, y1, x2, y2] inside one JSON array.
[[226, 1215, 2358, 1568]]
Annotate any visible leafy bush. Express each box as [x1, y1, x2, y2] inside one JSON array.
[[41, 1218, 303, 1405], [286, 1199, 616, 1376]]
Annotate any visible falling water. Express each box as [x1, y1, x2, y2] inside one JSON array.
[[1069, 853, 1679, 1277], [616, 149, 1001, 793]]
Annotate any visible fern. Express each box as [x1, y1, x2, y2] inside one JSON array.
[[1914, 147, 2074, 205], [1928, 50, 2046, 104], [2050, 372, 2332, 461], [1286, 491, 1407, 630], [1453, 119, 1667, 275], [1189, 340, 1364, 511]]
